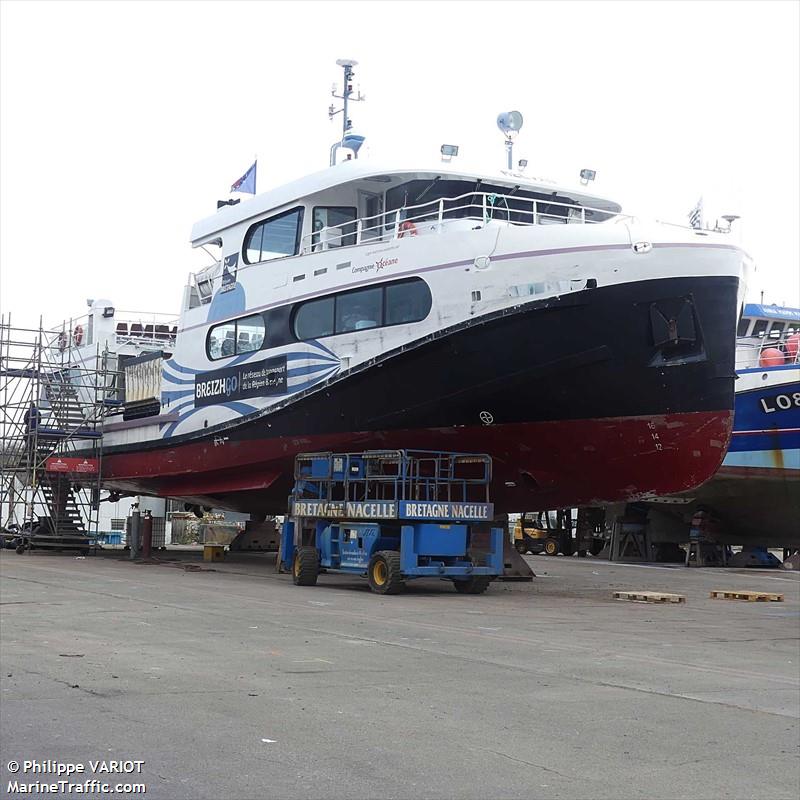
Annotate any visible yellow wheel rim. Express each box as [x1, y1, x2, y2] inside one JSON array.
[[373, 560, 387, 586], [546, 541, 557, 555]]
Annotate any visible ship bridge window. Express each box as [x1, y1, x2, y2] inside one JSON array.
[[292, 277, 432, 341], [243, 207, 303, 264], [767, 321, 786, 338], [313, 207, 357, 249], [736, 318, 751, 337], [207, 313, 265, 360], [385, 179, 598, 226], [752, 319, 769, 337]]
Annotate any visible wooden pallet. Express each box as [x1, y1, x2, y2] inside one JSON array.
[[709, 590, 784, 602], [613, 590, 686, 604]]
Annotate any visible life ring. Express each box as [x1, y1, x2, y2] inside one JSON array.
[[57, 331, 68, 352], [398, 220, 418, 238], [72, 324, 84, 347]]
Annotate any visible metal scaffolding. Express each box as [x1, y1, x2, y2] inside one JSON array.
[[0, 314, 118, 552]]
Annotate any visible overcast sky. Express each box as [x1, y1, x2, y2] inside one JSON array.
[[1, 0, 798, 328]]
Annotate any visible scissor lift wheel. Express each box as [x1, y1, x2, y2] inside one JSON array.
[[368, 551, 404, 595], [292, 546, 319, 586]]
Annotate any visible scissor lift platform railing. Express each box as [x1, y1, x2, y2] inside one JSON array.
[[282, 450, 504, 595], [292, 449, 493, 504]]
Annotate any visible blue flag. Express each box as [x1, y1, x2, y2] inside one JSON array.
[[231, 161, 257, 194]]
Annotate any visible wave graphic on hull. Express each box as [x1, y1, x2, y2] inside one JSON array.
[[159, 341, 341, 438]]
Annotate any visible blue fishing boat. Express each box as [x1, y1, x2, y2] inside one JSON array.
[[648, 303, 799, 548]]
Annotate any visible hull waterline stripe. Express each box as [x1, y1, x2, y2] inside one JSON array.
[[732, 428, 800, 436]]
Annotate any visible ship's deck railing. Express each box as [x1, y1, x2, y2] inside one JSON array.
[[300, 190, 630, 255], [114, 310, 179, 327], [111, 311, 179, 349], [736, 334, 800, 370], [45, 310, 179, 352]]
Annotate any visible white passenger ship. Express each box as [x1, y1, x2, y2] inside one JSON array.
[[83, 62, 749, 516]]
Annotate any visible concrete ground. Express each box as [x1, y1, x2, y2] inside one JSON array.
[[1, 548, 798, 800]]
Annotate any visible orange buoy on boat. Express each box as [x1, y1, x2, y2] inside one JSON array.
[[759, 347, 785, 367], [785, 333, 800, 362]]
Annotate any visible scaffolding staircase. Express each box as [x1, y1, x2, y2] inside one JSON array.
[[43, 373, 89, 430], [38, 474, 87, 536], [1, 314, 116, 553]]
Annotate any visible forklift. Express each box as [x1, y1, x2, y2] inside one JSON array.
[[513, 511, 565, 556], [280, 450, 505, 595], [513, 508, 606, 556]]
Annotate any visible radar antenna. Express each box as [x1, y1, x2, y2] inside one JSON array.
[[496, 111, 524, 170], [329, 59, 366, 165]]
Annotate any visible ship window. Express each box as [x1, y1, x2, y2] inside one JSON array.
[[237, 314, 265, 352], [208, 322, 236, 359], [243, 207, 303, 264], [752, 319, 769, 337], [207, 314, 265, 360], [292, 278, 431, 340], [385, 279, 432, 325], [767, 321, 785, 338], [736, 318, 751, 337], [294, 296, 335, 340], [336, 287, 382, 333], [313, 207, 357, 249], [385, 179, 597, 225]]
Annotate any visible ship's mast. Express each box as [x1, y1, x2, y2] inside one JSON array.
[[329, 58, 366, 166], [497, 111, 524, 170]]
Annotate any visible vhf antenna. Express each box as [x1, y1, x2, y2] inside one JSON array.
[[329, 58, 366, 166]]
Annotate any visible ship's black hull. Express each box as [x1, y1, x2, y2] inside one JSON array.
[[101, 275, 739, 513]]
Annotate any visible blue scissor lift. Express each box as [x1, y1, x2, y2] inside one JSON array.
[[280, 450, 505, 595]]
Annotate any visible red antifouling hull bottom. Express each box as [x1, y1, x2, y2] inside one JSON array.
[[100, 409, 733, 514]]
